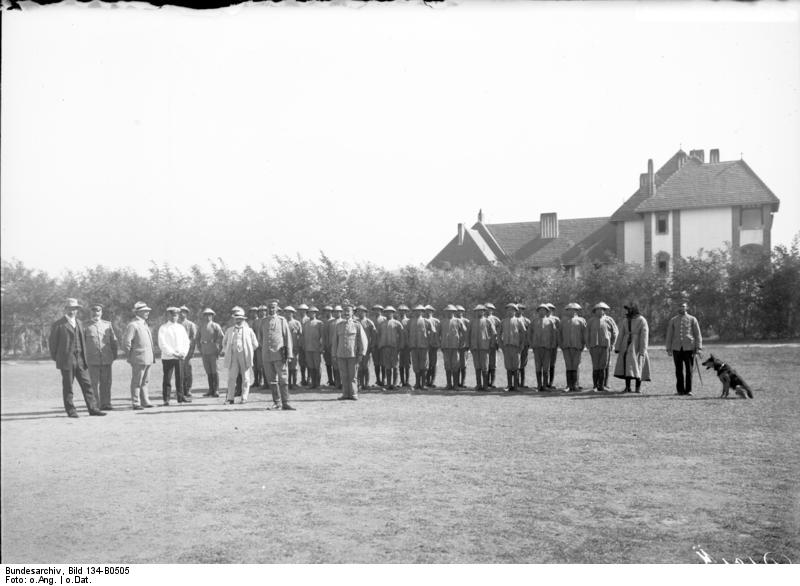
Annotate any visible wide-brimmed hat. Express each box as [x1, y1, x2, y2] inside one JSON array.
[[333, 305, 343, 312], [64, 298, 82, 309], [564, 302, 582, 311], [308, 306, 319, 313], [398, 304, 410, 311], [322, 305, 333, 311], [412, 304, 425, 311], [593, 302, 610, 311], [166, 306, 181, 313], [545, 303, 556, 310], [372, 304, 384, 311], [297, 303, 309, 310], [342, 300, 353, 308], [248, 306, 259, 312], [232, 309, 246, 319], [425, 305, 435, 311], [484, 302, 496, 310], [456, 305, 465, 312], [537, 303, 549, 311], [473, 304, 486, 311], [258, 304, 268, 311], [506, 302, 518, 310], [179, 305, 190, 313], [384, 305, 396, 313], [231, 306, 244, 314], [283, 305, 296, 313], [133, 301, 152, 312], [202, 308, 216, 315], [266, 298, 280, 305], [518, 303, 526, 310], [444, 304, 458, 312], [356, 304, 367, 312]]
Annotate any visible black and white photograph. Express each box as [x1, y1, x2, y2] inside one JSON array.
[[1, 0, 799, 572]]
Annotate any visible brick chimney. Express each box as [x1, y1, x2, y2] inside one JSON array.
[[540, 212, 558, 239], [478, 209, 484, 223], [709, 148, 720, 163], [689, 149, 705, 163], [457, 223, 465, 246], [677, 150, 688, 169], [648, 158, 655, 196]]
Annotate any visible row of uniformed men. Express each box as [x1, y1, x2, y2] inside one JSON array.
[[49, 296, 638, 418]]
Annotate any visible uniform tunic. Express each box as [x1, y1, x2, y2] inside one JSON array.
[[560, 315, 587, 370], [440, 316, 466, 370], [332, 317, 368, 399], [468, 316, 496, 370], [587, 315, 618, 369], [406, 315, 432, 372], [529, 316, 557, 375], [499, 316, 526, 370], [302, 318, 324, 369], [378, 317, 404, 368], [84, 318, 118, 409]]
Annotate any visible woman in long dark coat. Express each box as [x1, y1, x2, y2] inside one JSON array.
[[613, 303, 651, 393]]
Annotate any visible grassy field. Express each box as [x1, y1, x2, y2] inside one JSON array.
[[1, 345, 798, 564]]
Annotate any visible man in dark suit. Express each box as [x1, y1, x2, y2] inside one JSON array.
[[48, 298, 106, 418]]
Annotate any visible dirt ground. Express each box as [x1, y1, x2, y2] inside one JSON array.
[[2, 345, 798, 563]]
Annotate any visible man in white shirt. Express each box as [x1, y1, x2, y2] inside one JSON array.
[[158, 307, 191, 406]]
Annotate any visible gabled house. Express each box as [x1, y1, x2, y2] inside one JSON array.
[[429, 148, 780, 274]]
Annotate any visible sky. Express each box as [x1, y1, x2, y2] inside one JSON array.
[[2, 1, 799, 276]]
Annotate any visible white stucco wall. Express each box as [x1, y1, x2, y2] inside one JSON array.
[[624, 219, 644, 265], [680, 207, 732, 258]]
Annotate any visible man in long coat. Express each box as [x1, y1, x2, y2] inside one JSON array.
[[49, 298, 105, 417], [220, 308, 259, 404], [614, 303, 651, 393]]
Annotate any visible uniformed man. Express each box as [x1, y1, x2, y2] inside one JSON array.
[[424, 305, 441, 388], [258, 299, 295, 410], [83, 303, 118, 411], [178, 305, 198, 399], [377, 306, 403, 390], [455, 304, 469, 388], [516, 303, 532, 388], [665, 301, 703, 396], [296, 303, 310, 386], [499, 303, 527, 392], [332, 301, 368, 400], [440, 304, 466, 390], [587, 302, 619, 392], [302, 306, 324, 389], [484, 302, 502, 388], [197, 308, 224, 397], [371, 304, 386, 386], [283, 306, 303, 390], [529, 304, 557, 391], [355, 305, 377, 391], [220, 308, 259, 404], [328, 305, 343, 389], [546, 303, 561, 389], [406, 304, 432, 390], [560, 303, 587, 392], [49, 298, 106, 418], [468, 304, 496, 391], [397, 304, 412, 388], [320, 305, 335, 387]]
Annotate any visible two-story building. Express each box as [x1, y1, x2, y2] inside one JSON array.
[[429, 148, 780, 273]]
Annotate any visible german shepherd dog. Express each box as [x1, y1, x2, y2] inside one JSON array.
[[701, 354, 754, 399]]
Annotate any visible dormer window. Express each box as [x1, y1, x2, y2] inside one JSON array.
[[656, 212, 669, 235]]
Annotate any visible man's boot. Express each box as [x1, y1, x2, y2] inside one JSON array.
[[549, 365, 556, 389], [325, 365, 333, 387], [474, 369, 483, 391], [460, 367, 467, 388], [536, 372, 543, 391], [445, 370, 452, 390], [604, 366, 611, 391], [635, 378, 642, 394], [414, 372, 420, 390], [487, 368, 495, 388], [429, 365, 437, 388], [504, 370, 514, 392], [519, 369, 526, 388]]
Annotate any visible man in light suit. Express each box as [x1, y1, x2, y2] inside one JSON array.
[[220, 308, 259, 404], [259, 299, 295, 411], [121, 301, 156, 410], [49, 298, 106, 418], [83, 303, 118, 411]]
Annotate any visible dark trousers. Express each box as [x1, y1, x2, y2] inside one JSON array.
[[673, 350, 694, 394], [162, 359, 185, 403], [60, 357, 98, 415], [183, 357, 193, 393]]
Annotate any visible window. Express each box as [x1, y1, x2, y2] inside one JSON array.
[[655, 251, 670, 274], [656, 212, 669, 235], [741, 208, 763, 229]]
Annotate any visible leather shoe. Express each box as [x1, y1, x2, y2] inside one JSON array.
[[266, 403, 282, 410], [67, 411, 79, 418], [89, 410, 107, 416], [143, 404, 155, 408], [132, 406, 144, 411], [101, 406, 113, 411], [282, 405, 296, 411]]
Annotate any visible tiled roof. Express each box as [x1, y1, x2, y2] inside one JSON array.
[[559, 222, 618, 266], [466, 228, 500, 263], [427, 227, 498, 267], [635, 159, 781, 213], [480, 216, 612, 267], [609, 150, 688, 222]]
